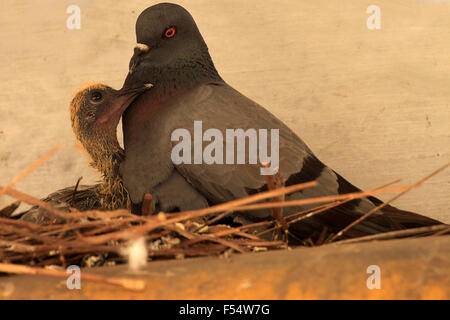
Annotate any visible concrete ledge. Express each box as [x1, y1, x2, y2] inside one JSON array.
[[1, 235, 448, 299]]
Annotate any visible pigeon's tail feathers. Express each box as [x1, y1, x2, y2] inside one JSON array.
[[331, 171, 442, 230], [282, 159, 443, 239], [369, 197, 442, 228]]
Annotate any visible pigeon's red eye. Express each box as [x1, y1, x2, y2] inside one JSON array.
[[164, 27, 176, 38]]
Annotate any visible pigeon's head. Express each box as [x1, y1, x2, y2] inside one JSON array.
[[70, 83, 150, 144], [123, 3, 221, 90]]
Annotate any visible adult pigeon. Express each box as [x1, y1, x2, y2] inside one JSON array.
[[120, 3, 441, 239]]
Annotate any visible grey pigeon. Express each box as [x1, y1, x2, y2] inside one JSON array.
[[120, 3, 441, 239]]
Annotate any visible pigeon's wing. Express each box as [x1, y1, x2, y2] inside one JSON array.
[[173, 83, 440, 238]]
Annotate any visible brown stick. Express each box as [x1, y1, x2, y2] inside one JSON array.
[[142, 193, 153, 216], [254, 179, 403, 238], [76, 181, 318, 244], [206, 221, 273, 238], [234, 185, 414, 212], [261, 163, 287, 241], [332, 224, 448, 244], [261, 163, 284, 221], [432, 226, 450, 237], [0, 143, 63, 198], [192, 210, 234, 233], [329, 162, 450, 242], [70, 177, 83, 207], [0, 216, 41, 230], [0, 263, 146, 291], [165, 224, 248, 253], [256, 201, 346, 237], [1, 187, 73, 221]]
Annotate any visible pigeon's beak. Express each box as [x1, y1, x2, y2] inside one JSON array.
[[118, 83, 153, 98], [121, 43, 153, 93], [97, 85, 153, 125], [129, 43, 151, 75]]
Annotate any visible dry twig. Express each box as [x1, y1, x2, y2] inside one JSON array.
[[0, 263, 145, 291]]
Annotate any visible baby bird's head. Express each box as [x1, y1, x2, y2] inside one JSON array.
[[70, 83, 150, 146]]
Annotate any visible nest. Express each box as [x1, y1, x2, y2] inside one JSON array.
[[0, 144, 449, 290]]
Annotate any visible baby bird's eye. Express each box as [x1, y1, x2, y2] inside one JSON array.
[[90, 91, 103, 103]]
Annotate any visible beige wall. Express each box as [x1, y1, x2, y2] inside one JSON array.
[[0, 0, 448, 222]]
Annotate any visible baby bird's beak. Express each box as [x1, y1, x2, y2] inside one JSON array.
[[98, 84, 152, 125], [118, 83, 153, 97]]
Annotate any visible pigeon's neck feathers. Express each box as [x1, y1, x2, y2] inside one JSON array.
[[150, 46, 223, 99]]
